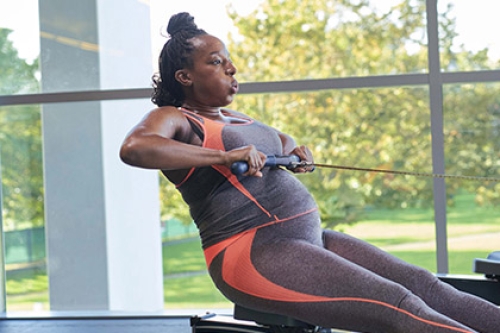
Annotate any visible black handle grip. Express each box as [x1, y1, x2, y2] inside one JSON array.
[[230, 155, 300, 175]]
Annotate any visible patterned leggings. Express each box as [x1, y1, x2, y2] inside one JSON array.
[[204, 216, 500, 333]]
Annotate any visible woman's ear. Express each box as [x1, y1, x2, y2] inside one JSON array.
[[175, 69, 192, 86]]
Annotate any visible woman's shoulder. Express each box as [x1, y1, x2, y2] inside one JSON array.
[[150, 105, 183, 116], [138, 106, 190, 132]]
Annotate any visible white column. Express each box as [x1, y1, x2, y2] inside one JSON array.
[[40, 0, 163, 311]]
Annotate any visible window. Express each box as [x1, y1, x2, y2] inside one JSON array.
[[1, 0, 500, 314]]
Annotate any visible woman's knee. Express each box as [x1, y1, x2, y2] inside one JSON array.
[[402, 264, 441, 298]]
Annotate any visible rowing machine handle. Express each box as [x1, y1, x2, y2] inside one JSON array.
[[230, 155, 300, 175]]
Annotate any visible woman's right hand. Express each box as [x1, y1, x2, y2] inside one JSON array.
[[225, 145, 267, 177]]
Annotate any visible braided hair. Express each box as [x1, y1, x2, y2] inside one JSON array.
[[152, 13, 207, 107]]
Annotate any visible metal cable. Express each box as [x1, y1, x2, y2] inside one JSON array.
[[293, 162, 500, 183]]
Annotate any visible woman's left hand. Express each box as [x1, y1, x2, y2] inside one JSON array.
[[289, 145, 315, 173]]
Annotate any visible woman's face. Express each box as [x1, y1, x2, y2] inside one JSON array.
[[180, 34, 238, 108]]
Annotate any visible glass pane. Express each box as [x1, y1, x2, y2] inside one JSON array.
[[0, 104, 47, 311], [3, 98, 164, 313], [1, 0, 432, 96], [439, 1, 500, 71], [0, 0, 41, 95], [235, 88, 435, 267], [150, 0, 428, 82], [39, 1, 152, 93], [443, 83, 500, 274], [0, 0, 153, 95]]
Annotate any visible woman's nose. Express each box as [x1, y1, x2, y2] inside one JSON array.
[[226, 62, 237, 75]]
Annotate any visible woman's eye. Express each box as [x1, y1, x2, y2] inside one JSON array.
[[212, 59, 222, 65]]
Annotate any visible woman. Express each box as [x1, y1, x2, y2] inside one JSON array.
[[120, 12, 500, 333]]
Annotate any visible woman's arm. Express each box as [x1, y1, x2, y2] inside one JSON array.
[[120, 107, 266, 176], [278, 132, 297, 155], [278, 131, 315, 173]]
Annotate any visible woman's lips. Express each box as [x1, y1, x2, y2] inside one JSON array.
[[231, 81, 239, 94]]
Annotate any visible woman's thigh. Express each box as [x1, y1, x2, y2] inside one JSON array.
[[322, 229, 439, 297], [209, 228, 473, 333]]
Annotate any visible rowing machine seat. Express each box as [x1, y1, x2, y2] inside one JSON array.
[[190, 305, 332, 333], [234, 304, 332, 333]]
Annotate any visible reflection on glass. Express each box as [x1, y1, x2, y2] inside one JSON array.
[[38, 1, 152, 93], [1, 0, 153, 95], [439, 1, 500, 71], [0, 105, 47, 311], [443, 83, 500, 274]]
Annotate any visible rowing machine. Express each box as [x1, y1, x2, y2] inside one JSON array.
[[474, 251, 500, 281], [438, 251, 500, 305]]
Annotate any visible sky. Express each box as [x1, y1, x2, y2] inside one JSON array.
[[1, 0, 500, 64]]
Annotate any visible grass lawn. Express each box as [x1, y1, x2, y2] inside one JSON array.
[[163, 238, 206, 275], [164, 274, 232, 309], [5, 267, 50, 311]]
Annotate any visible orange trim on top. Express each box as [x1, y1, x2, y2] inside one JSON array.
[[175, 168, 195, 188], [213, 164, 273, 218], [202, 116, 226, 151], [188, 111, 274, 218]]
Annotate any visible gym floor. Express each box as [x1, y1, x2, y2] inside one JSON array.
[[0, 314, 192, 333]]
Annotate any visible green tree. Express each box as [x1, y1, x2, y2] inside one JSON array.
[[0, 28, 43, 230], [159, 175, 192, 224]]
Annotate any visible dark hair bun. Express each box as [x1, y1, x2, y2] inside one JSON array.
[[167, 12, 198, 37]]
